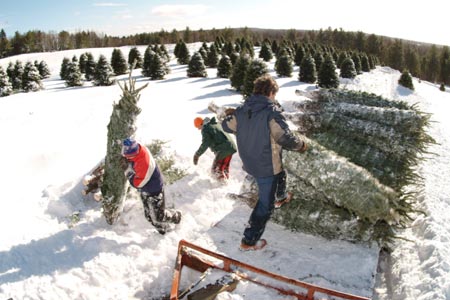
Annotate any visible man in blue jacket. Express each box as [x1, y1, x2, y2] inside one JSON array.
[[222, 74, 307, 251]]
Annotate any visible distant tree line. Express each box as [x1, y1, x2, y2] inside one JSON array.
[[1, 26, 449, 85]]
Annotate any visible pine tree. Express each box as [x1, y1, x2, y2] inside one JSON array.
[[318, 54, 339, 88], [84, 52, 96, 81], [340, 57, 357, 79], [177, 41, 190, 65], [275, 53, 293, 77], [259, 43, 273, 62], [159, 44, 170, 62], [387, 40, 405, 72], [243, 59, 268, 99], [0, 65, 13, 96], [398, 70, 414, 90], [313, 51, 324, 71], [111, 48, 128, 75], [149, 52, 166, 80], [65, 61, 84, 87], [22, 61, 43, 92], [205, 43, 219, 68], [359, 53, 369, 72], [142, 47, 155, 77], [217, 55, 232, 78], [60, 57, 70, 80], [38, 60, 51, 79], [230, 54, 251, 91], [12, 60, 24, 90], [93, 54, 115, 86], [128, 47, 143, 68], [79, 53, 88, 74], [187, 52, 207, 77], [351, 52, 362, 74], [101, 74, 148, 225], [299, 54, 317, 83], [6, 62, 14, 82], [294, 45, 305, 66], [336, 51, 348, 69]]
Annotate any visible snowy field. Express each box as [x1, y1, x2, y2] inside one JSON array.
[[0, 44, 449, 300]]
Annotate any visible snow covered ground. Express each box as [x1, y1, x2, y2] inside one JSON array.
[[0, 44, 449, 300]]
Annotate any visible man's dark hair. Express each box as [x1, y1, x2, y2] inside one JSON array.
[[253, 74, 279, 96]]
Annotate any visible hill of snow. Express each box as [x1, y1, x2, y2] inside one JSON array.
[[0, 44, 449, 300]]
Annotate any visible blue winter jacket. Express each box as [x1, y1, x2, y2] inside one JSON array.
[[222, 94, 305, 177]]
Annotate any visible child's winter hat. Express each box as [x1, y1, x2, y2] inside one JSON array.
[[194, 117, 203, 129], [122, 138, 139, 157]]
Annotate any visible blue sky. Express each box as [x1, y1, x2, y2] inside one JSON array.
[[1, 0, 448, 46]]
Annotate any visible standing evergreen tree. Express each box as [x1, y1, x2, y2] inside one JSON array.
[[313, 51, 324, 71], [299, 54, 317, 83], [128, 47, 143, 69], [340, 57, 357, 79], [101, 75, 148, 225], [12, 60, 24, 90], [142, 47, 155, 77], [0, 29, 10, 58], [149, 52, 167, 80], [60, 57, 70, 80], [351, 52, 362, 74], [387, 40, 405, 71], [206, 43, 219, 68], [230, 54, 251, 91], [336, 51, 348, 69], [424, 45, 440, 83], [38, 60, 51, 79], [6, 62, 14, 83], [22, 61, 43, 92], [318, 54, 339, 88], [65, 61, 83, 87], [439, 46, 450, 85], [93, 54, 115, 86], [79, 53, 88, 74], [111, 48, 128, 75], [243, 59, 268, 99], [259, 43, 273, 62], [360, 53, 370, 72], [275, 53, 293, 77], [0, 66, 13, 96], [294, 45, 305, 66], [177, 41, 190, 65], [187, 52, 207, 78], [217, 55, 232, 78], [159, 44, 170, 62], [398, 70, 414, 90], [84, 52, 96, 81]]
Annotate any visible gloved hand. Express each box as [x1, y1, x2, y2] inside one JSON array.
[[225, 108, 236, 115], [298, 141, 308, 153], [193, 155, 199, 165]]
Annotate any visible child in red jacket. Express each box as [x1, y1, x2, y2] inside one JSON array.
[[122, 138, 181, 234]]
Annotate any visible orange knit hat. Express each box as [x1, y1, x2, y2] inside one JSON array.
[[194, 117, 203, 129]]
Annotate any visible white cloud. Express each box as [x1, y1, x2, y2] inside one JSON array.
[[151, 4, 208, 18]]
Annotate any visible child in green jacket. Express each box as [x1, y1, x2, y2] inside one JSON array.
[[193, 116, 237, 181]]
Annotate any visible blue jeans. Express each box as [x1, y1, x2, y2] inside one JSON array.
[[242, 173, 280, 245]]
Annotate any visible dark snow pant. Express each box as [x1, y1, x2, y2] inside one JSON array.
[[141, 189, 178, 234], [242, 172, 282, 246]]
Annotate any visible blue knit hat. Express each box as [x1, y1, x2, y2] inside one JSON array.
[[122, 138, 139, 157]]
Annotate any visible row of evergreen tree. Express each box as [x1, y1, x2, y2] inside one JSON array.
[[1, 27, 449, 86], [0, 60, 50, 96], [172, 39, 389, 97]]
